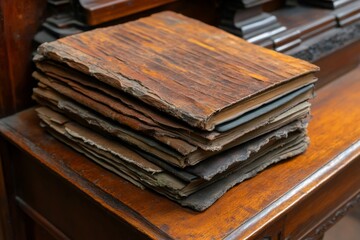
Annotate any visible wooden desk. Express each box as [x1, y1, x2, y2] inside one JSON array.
[[0, 66, 360, 239]]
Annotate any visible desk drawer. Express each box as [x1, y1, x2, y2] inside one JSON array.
[[12, 146, 149, 240]]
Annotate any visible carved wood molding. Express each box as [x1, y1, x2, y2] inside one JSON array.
[[303, 192, 360, 240], [291, 21, 360, 61], [218, 0, 286, 48], [300, 0, 354, 9]]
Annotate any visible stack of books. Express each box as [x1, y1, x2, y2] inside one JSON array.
[[32, 11, 319, 211]]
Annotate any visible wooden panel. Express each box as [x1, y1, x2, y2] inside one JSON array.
[[285, 169, 360, 239], [79, 0, 177, 25], [21, 213, 58, 240], [10, 144, 151, 240], [0, 0, 47, 117], [324, 205, 360, 240], [16, 197, 70, 240], [276, 2, 360, 58], [0, 153, 9, 240], [313, 40, 360, 88], [0, 139, 28, 240], [30, 221, 58, 240]]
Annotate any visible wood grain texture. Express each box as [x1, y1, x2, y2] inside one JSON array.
[[0, 151, 9, 240], [276, 2, 360, 62], [78, 0, 177, 26], [0, 0, 47, 117], [1, 66, 359, 239], [0, 139, 28, 240], [312, 40, 360, 88], [16, 197, 71, 240], [300, 0, 354, 9], [37, 11, 319, 130]]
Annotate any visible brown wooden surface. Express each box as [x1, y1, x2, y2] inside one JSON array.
[[0, 65, 359, 239], [74, 0, 287, 27], [313, 40, 360, 88], [0, 139, 28, 240], [79, 0, 177, 26], [0, 153, 9, 240], [0, 0, 47, 118]]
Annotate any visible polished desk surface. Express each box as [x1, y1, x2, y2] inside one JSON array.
[[0, 66, 360, 239]]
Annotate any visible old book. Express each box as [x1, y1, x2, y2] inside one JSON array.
[[33, 80, 312, 167], [32, 69, 313, 149], [34, 11, 319, 132], [36, 106, 309, 211]]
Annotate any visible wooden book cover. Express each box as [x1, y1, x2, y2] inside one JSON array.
[[35, 11, 319, 131]]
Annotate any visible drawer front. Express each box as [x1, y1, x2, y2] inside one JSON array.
[[12, 148, 150, 240]]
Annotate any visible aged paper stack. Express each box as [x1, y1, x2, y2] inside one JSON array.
[[32, 11, 319, 211]]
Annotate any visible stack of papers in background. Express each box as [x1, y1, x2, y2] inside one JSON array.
[[32, 11, 319, 211]]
